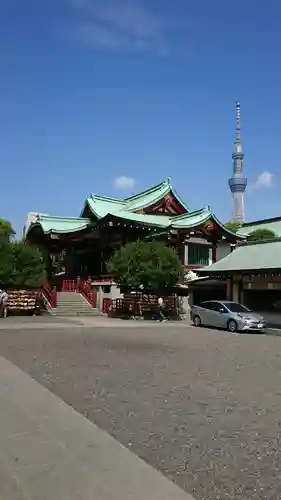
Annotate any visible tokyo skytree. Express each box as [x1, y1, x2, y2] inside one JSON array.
[[228, 102, 247, 222]]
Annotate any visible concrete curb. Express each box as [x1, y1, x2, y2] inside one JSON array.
[[0, 356, 195, 500]]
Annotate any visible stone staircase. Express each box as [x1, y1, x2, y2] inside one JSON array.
[[51, 292, 100, 317]]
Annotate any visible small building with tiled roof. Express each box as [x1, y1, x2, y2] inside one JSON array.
[[238, 216, 281, 238], [198, 238, 281, 318], [25, 178, 243, 292]]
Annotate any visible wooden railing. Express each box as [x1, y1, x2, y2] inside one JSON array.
[[110, 295, 178, 315], [77, 278, 97, 308], [102, 298, 113, 313], [42, 282, 57, 308]]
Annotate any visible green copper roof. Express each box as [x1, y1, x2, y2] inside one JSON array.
[[171, 208, 242, 239], [98, 207, 243, 238], [99, 211, 170, 228], [238, 217, 281, 238], [124, 178, 189, 212], [99, 207, 212, 229], [85, 195, 126, 218], [171, 207, 211, 228], [83, 178, 189, 218], [26, 208, 241, 238], [26, 215, 91, 235], [199, 240, 281, 274], [25, 179, 242, 238]]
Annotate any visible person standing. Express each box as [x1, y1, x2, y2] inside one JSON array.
[[0, 289, 8, 318], [157, 296, 166, 322]]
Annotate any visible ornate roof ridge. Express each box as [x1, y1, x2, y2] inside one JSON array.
[[89, 194, 126, 204], [38, 214, 91, 222], [173, 206, 209, 220], [124, 178, 171, 202]]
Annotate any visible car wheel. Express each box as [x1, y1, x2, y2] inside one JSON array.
[[193, 315, 201, 327], [227, 319, 238, 333]]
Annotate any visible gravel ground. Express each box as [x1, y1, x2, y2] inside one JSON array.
[[0, 325, 281, 500]]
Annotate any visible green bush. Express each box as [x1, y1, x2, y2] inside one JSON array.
[[107, 240, 184, 292]]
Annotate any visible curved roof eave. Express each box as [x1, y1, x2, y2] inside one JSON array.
[[83, 200, 100, 218], [171, 209, 245, 238], [124, 178, 190, 213], [171, 212, 211, 229], [25, 218, 91, 237], [97, 211, 170, 229], [211, 214, 245, 240]]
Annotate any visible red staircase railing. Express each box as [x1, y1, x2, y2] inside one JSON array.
[[77, 278, 97, 308], [92, 274, 114, 283], [42, 282, 57, 308], [62, 280, 77, 291]]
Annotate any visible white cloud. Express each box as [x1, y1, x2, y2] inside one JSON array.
[[254, 171, 275, 189], [114, 176, 136, 191], [67, 0, 171, 53], [73, 23, 128, 49]]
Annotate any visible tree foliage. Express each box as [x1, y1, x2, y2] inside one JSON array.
[[0, 239, 15, 286], [11, 241, 46, 287], [107, 240, 184, 292], [247, 228, 276, 242], [0, 219, 46, 288], [0, 218, 15, 242], [224, 221, 242, 233]]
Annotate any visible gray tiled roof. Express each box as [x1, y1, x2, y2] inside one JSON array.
[[199, 240, 281, 273], [238, 217, 281, 238]]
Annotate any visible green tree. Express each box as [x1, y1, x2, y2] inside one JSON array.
[[247, 228, 276, 242], [11, 241, 46, 288], [0, 238, 15, 287], [224, 221, 242, 233], [0, 219, 46, 288], [0, 218, 15, 242], [107, 240, 184, 292]]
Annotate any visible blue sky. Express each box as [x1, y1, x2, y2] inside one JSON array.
[[1, 0, 281, 234]]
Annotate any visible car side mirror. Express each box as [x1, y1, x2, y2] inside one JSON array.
[[219, 308, 225, 313]]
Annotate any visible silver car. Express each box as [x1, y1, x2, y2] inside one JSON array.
[[190, 300, 266, 333]]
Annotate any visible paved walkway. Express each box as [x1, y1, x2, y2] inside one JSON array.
[[0, 316, 191, 329], [0, 355, 194, 500]]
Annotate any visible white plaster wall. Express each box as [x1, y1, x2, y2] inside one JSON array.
[[216, 243, 231, 261], [110, 285, 123, 300]]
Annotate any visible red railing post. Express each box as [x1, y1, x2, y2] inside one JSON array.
[[42, 282, 57, 309], [52, 286, 57, 308], [91, 291, 97, 308], [76, 277, 97, 308]]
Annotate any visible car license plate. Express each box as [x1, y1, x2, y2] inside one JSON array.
[[258, 323, 263, 328]]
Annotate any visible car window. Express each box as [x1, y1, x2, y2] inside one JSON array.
[[199, 302, 217, 311], [198, 302, 212, 310], [212, 302, 228, 313], [224, 302, 250, 313]]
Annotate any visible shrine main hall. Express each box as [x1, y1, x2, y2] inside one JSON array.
[[25, 178, 242, 287]]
